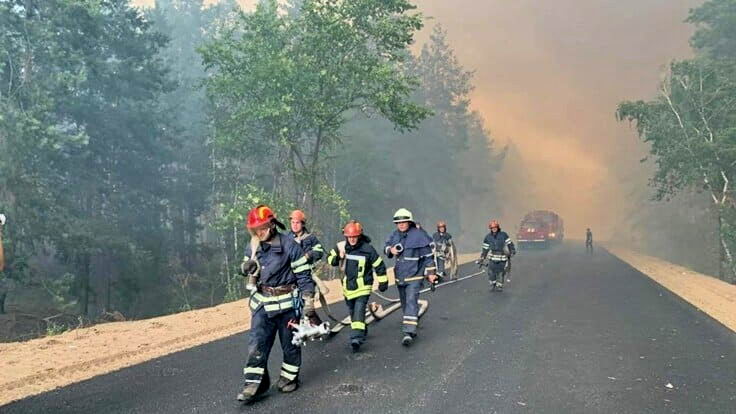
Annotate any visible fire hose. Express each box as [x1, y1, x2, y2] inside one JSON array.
[[328, 268, 485, 336]]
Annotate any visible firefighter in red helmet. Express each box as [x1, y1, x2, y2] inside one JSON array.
[[327, 220, 388, 352], [237, 205, 316, 403], [477, 219, 516, 291], [288, 209, 325, 270], [432, 220, 454, 280]]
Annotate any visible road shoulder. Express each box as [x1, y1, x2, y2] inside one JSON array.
[[0, 253, 477, 406], [607, 246, 736, 334]]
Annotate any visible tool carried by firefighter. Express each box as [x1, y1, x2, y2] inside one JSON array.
[[242, 235, 261, 294], [289, 318, 331, 346], [434, 239, 458, 280]]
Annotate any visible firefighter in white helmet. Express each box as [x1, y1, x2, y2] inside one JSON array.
[[384, 208, 437, 346]]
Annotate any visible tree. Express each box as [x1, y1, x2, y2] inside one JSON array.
[[200, 0, 430, 231], [334, 25, 503, 242], [617, 58, 736, 282], [687, 0, 736, 59], [0, 0, 181, 318]]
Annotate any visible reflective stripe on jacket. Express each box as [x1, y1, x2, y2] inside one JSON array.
[[328, 237, 387, 300]]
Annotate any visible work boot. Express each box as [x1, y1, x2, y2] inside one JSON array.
[[277, 376, 299, 393], [401, 334, 414, 347], [237, 382, 265, 403], [350, 338, 362, 353]]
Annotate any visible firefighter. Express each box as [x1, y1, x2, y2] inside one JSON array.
[[288, 210, 325, 266], [432, 221, 454, 280], [586, 228, 594, 254], [327, 220, 388, 352], [288, 210, 325, 325], [384, 208, 437, 346], [477, 219, 516, 292], [237, 205, 316, 403]]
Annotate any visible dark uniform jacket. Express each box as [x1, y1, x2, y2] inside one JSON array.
[[384, 226, 436, 283], [244, 232, 316, 318], [289, 229, 324, 264], [481, 230, 516, 262], [327, 236, 388, 299]]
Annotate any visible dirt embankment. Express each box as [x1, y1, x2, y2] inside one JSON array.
[[608, 246, 736, 333], [0, 278, 342, 406], [1, 254, 479, 407]]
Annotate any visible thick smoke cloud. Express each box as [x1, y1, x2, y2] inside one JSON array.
[[134, 0, 702, 240], [414, 0, 702, 239]]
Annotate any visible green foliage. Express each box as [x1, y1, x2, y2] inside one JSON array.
[[45, 321, 68, 337], [335, 25, 503, 244], [617, 58, 736, 202], [618, 9, 736, 281], [688, 0, 736, 58], [201, 0, 430, 223], [0, 0, 184, 318], [0, 0, 505, 337]]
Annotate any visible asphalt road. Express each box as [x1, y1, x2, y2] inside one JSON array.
[[3, 244, 735, 414]]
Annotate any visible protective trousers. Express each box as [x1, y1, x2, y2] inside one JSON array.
[[398, 280, 422, 335], [488, 260, 507, 286], [346, 295, 369, 342], [243, 307, 301, 391]]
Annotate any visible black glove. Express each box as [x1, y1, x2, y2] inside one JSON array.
[[476, 259, 484, 268], [240, 259, 258, 276], [305, 250, 320, 264], [378, 281, 388, 292]]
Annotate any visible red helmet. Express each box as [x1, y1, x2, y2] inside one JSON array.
[[343, 221, 363, 237], [488, 219, 500, 230], [289, 209, 306, 223], [247, 205, 276, 229]]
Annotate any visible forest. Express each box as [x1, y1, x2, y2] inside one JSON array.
[[0, 0, 502, 339]]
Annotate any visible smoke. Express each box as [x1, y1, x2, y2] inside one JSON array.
[[133, 0, 703, 241], [414, 0, 702, 239]]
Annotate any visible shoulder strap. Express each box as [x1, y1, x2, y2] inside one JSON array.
[[336, 241, 347, 272], [249, 236, 262, 277]]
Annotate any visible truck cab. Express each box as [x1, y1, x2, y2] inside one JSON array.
[[517, 211, 564, 249]]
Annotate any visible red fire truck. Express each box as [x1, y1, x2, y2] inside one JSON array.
[[517, 210, 564, 249]]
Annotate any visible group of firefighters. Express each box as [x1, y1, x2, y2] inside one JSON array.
[[235, 204, 516, 403]]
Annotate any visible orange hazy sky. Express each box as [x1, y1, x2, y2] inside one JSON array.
[[133, 0, 702, 237], [413, 0, 701, 237]]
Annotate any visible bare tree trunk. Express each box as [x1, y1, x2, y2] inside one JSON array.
[[718, 211, 736, 283], [0, 226, 5, 273], [0, 223, 6, 313], [81, 254, 90, 316], [307, 127, 324, 215]]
